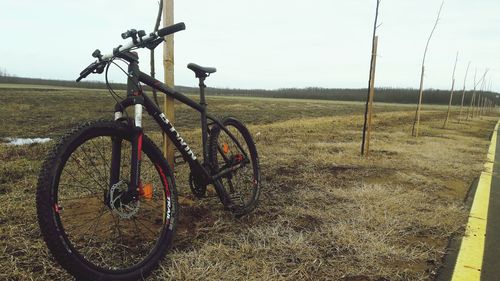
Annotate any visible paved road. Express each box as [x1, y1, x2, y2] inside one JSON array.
[[438, 121, 500, 281]]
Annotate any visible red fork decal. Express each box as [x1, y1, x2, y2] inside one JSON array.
[[137, 133, 143, 161]]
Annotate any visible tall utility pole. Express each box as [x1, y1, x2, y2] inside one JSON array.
[[163, 0, 175, 168], [361, 0, 381, 156], [443, 52, 458, 128]]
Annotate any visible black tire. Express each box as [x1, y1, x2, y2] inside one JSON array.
[[36, 120, 178, 281], [208, 117, 261, 216]]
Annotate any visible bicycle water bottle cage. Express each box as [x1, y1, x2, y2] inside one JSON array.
[[187, 63, 216, 78]]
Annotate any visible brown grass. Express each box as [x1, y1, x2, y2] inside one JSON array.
[[0, 86, 497, 280]]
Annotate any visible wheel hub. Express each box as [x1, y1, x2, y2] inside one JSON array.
[[108, 180, 140, 219]]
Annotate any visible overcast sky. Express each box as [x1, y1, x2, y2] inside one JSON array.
[[1, 0, 498, 92]]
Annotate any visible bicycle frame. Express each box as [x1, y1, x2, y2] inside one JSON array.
[[109, 52, 248, 205]]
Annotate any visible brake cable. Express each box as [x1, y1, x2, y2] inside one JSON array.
[[105, 58, 130, 120]]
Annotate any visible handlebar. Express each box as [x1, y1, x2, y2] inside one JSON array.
[[76, 22, 185, 82]]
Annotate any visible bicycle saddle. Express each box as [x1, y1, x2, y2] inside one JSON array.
[[187, 63, 216, 78]]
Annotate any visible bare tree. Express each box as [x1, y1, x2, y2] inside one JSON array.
[[412, 1, 444, 137], [458, 61, 471, 123], [477, 73, 487, 117], [443, 52, 458, 128], [466, 68, 477, 121], [361, 0, 381, 156], [467, 68, 488, 120]]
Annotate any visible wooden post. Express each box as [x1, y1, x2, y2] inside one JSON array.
[[413, 65, 425, 136], [476, 71, 488, 118], [443, 52, 458, 128], [482, 96, 486, 115], [467, 91, 475, 120], [361, 0, 380, 156], [162, 0, 175, 168], [364, 36, 378, 155], [477, 94, 482, 117], [467, 68, 488, 121], [466, 68, 477, 121], [458, 61, 471, 123]]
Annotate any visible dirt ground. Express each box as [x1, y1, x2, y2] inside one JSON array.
[[0, 86, 497, 280]]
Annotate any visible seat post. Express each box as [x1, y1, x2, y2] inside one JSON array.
[[198, 76, 209, 159], [198, 77, 207, 107]]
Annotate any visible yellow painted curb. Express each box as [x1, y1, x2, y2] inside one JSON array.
[[451, 120, 499, 281]]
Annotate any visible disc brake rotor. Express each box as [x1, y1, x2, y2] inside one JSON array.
[[109, 180, 140, 219]]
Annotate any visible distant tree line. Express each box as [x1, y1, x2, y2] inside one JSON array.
[[0, 75, 497, 106], [0, 76, 125, 90], [203, 86, 497, 106]]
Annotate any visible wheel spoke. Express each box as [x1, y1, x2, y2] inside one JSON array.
[[42, 123, 176, 274], [69, 154, 107, 192], [79, 141, 107, 184], [209, 121, 260, 215]]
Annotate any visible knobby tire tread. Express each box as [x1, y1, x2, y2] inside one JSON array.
[[36, 120, 178, 281], [208, 117, 261, 217]]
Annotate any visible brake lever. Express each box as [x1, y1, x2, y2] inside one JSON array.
[[95, 62, 106, 74], [145, 37, 164, 50]]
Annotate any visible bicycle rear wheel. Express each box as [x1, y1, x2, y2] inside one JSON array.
[[209, 117, 261, 216], [36, 120, 178, 281]]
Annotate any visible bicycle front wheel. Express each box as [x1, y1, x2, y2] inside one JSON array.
[[36, 120, 178, 281], [209, 117, 261, 216]]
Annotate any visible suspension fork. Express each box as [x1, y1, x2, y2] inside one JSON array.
[[109, 57, 144, 201], [129, 104, 143, 198], [109, 104, 143, 202]]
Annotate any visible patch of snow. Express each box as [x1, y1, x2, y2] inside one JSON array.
[[4, 137, 52, 146]]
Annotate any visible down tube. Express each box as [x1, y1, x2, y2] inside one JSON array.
[[142, 94, 202, 169]]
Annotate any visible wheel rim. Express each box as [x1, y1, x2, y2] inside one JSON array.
[[213, 124, 258, 209], [54, 132, 172, 272]]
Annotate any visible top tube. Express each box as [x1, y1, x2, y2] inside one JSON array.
[[139, 71, 204, 113]]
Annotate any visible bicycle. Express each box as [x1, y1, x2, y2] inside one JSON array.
[[36, 22, 261, 281]]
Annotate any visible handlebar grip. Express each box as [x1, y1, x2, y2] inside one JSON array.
[[157, 22, 186, 37], [76, 62, 98, 82]]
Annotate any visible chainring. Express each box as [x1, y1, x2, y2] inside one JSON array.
[[189, 172, 207, 198]]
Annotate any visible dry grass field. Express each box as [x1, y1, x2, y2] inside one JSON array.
[[0, 84, 497, 280]]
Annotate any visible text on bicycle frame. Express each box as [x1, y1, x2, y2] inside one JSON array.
[[158, 113, 197, 161]]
